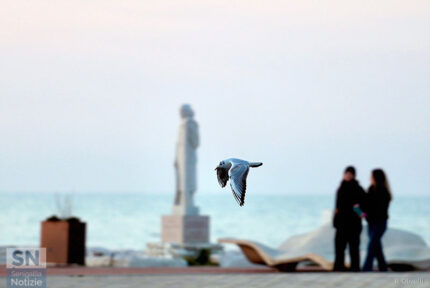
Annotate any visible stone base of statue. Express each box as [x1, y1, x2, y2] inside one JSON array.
[[150, 214, 221, 265], [162, 214, 209, 244]]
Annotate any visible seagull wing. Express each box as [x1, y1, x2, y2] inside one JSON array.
[[216, 167, 229, 188], [228, 162, 249, 206]]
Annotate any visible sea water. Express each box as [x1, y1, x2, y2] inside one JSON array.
[[0, 193, 429, 250]]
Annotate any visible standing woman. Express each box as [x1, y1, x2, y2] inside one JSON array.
[[363, 169, 392, 271]]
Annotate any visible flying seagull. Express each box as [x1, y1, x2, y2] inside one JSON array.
[[215, 158, 263, 206]]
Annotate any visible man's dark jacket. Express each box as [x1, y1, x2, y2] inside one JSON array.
[[333, 179, 366, 230]]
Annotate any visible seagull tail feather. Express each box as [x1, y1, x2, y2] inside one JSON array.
[[249, 162, 263, 168]]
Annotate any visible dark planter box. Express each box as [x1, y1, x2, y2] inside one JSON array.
[[40, 218, 86, 265]]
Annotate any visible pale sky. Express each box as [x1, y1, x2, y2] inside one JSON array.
[[1, 1, 429, 195]]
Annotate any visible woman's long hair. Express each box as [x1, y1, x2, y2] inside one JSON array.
[[371, 169, 392, 201]]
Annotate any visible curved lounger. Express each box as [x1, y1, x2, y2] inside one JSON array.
[[218, 238, 333, 272]]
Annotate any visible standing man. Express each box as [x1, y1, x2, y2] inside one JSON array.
[[333, 166, 365, 271]]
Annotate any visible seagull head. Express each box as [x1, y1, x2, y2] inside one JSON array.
[[215, 160, 230, 170]]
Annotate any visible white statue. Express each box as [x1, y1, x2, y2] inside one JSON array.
[[173, 104, 199, 215]]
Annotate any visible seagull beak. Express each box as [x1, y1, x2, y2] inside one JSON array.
[[214, 167, 218, 171]]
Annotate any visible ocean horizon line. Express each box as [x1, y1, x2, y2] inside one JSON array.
[[0, 191, 429, 197]]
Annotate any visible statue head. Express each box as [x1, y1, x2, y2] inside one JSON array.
[[180, 104, 194, 119]]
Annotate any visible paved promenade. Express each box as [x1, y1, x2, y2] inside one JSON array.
[[1, 266, 429, 288], [38, 272, 430, 288]]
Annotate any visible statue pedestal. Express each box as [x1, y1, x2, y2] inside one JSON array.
[[162, 215, 209, 244]]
